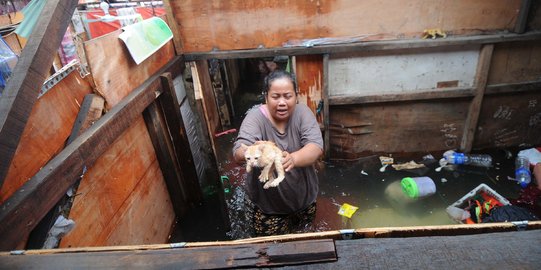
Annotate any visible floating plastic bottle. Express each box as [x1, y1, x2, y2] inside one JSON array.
[[515, 156, 531, 188], [443, 150, 492, 167]]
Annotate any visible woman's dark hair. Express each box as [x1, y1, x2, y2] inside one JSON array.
[[262, 70, 297, 96]]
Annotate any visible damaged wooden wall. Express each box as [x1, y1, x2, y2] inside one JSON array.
[[172, 0, 541, 160], [169, 0, 522, 52]]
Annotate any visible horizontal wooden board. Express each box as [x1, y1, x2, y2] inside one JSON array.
[[487, 40, 541, 85], [473, 91, 541, 149], [0, 71, 92, 203], [329, 99, 470, 159], [170, 0, 521, 52], [59, 117, 174, 247], [84, 28, 175, 109], [1, 239, 336, 269], [328, 46, 480, 96]]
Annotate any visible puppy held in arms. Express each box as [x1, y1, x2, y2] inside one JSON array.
[[242, 141, 285, 189]]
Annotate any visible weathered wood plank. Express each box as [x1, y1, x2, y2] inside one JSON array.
[[143, 102, 189, 218], [171, 0, 521, 53], [0, 0, 78, 189], [58, 117, 165, 247], [473, 91, 541, 149], [460, 44, 494, 152], [0, 239, 336, 269], [329, 100, 470, 159], [330, 87, 475, 105], [194, 60, 222, 145], [159, 74, 203, 204], [0, 71, 93, 203], [295, 55, 323, 124], [488, 40, 541, 85], [486, 80, 541, 95], [182, 31, 541, 61], [515, 0, 532, 33], [66, 94, 105, 144], [84, 28, 175, 109], [323, 54, 330, 159], [0, 72, 163, 251]]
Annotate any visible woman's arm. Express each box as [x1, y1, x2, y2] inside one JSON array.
[[282, 143, 322, 172]]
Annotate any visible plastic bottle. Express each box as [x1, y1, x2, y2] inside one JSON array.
[[443, 150, 492, 167], [515, 156, 531, 188]]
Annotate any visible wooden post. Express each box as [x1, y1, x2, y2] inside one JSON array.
[[143, 102, 189, 218], [0, 0, 78, 189], [514, 0, 532, 34], [323, 54, 330, 160], [460, 45, 494, 152]]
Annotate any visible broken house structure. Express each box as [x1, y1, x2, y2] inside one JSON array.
[[1, 0, 541, 268]]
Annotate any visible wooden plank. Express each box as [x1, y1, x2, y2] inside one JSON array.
[[0, 71, 93, 203], [98, 156, 174, 247], [323, 54, 330, 159], [329, 100, 470, 159], [0, 239, 336, 269], [143, 102, 189, 218], [487, 40, 541, 85], [83, 28, 175, 109], [66, 94, 105, 144], [329, 87, 475, 105], [162, 0, 184, 54], [59, 117, 165, 247], [295, 55, 323, 124], [182, 31, 541, 61], [0, 0, 78, 189], [515, 0, 532, 33], [158, 74, 203, 204], [194, 60, 222, 145], [171, 0, 521, 53], [26, 93, 104, 249], [460, 45, 494, 152], [485, 80, 541, 95], [328, 46, 479, 96], [0, 70, 163, 251], [473, 91, 541, 149]]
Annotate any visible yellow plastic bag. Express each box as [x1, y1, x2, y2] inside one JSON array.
[[338, 203, 359, 218]]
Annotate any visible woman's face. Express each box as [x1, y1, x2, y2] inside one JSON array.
[[266, 77, 297, 123]]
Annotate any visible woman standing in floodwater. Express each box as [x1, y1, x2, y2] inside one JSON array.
[[233, 70, 323, 236]]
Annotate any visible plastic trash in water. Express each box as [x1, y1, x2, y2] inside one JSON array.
[[446, 206, 471, 222], [515, 156, 531, 188], [443, 150, 492, 167], [221, 176, 231, 193], [401, 176, 436, 199], [338, 203, 359, 218]]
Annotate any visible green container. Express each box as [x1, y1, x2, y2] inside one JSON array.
[[401, 176, 436, 199]]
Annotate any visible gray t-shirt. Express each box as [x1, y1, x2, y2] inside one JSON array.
[[233, 103, 324, 214]]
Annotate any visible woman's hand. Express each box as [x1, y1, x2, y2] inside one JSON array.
[[282, 151, 296, 172]]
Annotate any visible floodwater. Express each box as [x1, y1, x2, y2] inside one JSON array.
[[170, 87, 527, 242], [216, 136, 525, 239]]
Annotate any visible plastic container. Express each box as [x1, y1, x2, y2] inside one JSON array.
[[449, 183, 511, 224], [443, 150, 492, 167], [515, 156, 531, 188], [401, 176, 436, 199]]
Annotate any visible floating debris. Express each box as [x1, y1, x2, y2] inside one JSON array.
[[361, 170, 368, 176], [337, 203, 358, 218], [392, 161, 425, 170], [441, 178, 448, 183]]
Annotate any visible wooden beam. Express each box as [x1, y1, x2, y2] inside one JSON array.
[[182, 31, 541, 61], [323, 54, 330, 160], [485, 80, 541, 95], [163, 0, 184, 55], [158, 74, 203, 204], [329, 87, 475, 105], [66, 94, 105, 144], [515, 0, 532, 34], [0, 0, 78, 189], [0, 239, 336, 269], [143, 102, 188, 219], [460, 45, 494, 152], [0, 56, 184, 251]]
